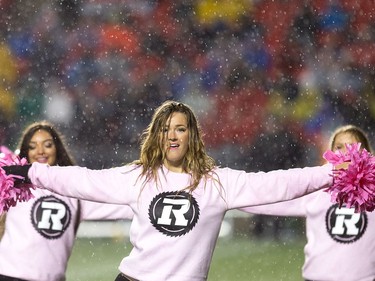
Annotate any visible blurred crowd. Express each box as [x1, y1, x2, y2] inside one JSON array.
[[0, 0, 374, 170]]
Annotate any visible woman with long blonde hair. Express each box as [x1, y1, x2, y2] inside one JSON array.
[[5, 101, 335, 281]]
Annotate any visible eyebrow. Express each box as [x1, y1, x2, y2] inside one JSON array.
[[29, 138, 54, 144], [164, 124, 187, 128]]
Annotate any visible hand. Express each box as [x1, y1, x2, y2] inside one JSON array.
[[334, 162, 350, 170], [2, 165, 32, 185]]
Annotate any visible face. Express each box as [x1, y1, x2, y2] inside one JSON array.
[[161, 112, 189, 172], [27, 129, 57, 165], [332, 132, 359, 153]]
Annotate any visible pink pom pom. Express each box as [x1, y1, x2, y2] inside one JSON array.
[[323, 143, 375, 213], [0, 146, 35, 214]]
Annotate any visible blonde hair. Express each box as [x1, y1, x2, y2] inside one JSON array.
[[329, 125, 372, 153], [0, 214, 5, 240], [132, 100, 216, 192]]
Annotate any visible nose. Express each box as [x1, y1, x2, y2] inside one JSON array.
[[168, 129, 177, 141], [36, 145, 45, 154]]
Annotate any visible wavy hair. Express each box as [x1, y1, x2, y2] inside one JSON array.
[[132, 101, 216, 192]]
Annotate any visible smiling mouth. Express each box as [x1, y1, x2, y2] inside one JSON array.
[[37, 157, 48, 163]]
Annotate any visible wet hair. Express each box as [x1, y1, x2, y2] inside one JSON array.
[[133, 100, 216, 192], [329, 125, 372, 153], [18, 121, 75, 166], [0, 213, 5, 240]]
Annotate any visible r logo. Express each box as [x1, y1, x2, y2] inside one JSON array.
[[31, 196, 72, 239], [326, 204, 367, 243], [148, 191, 200, 237]]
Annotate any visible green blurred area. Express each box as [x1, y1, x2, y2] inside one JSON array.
[[66, 236, 306, 281]]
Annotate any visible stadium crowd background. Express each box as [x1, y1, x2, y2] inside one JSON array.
[[0, 0, 374, 172], [0, 0, 374, 240]]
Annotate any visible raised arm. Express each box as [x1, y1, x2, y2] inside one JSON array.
[[27, 163, 141, 205], [219, 164, 333, 210]]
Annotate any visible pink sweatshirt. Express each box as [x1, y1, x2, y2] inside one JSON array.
[[0, 188, 133, 281], [242, 191, 375, 281], [28, 162, 333, 281]]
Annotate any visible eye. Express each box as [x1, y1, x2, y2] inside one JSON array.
[[28, 144, 36, 150], [45, 141, 54, 148], [177, 127, 186, 133], [334, 145, 343, 151]]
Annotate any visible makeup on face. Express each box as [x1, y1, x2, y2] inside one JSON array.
[[28, 130, 57, 165]]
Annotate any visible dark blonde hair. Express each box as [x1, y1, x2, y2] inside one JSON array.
[[133, 100, 216, 192], [329, 125, 372, 153], [0, 214, 5, 240], [18, 121, 75, 166]]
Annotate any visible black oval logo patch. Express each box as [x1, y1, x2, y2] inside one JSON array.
[[326, 204, 367, 243], [148, 191, 200, 237], [31, 195, 72, 239]]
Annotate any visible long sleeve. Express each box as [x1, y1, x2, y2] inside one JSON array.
[[26, 162, 335, 281], [218, 164, 333, 210], [28, 163, 141, 205], [239, 191, 320, 217], [80, 200, 134, 221]]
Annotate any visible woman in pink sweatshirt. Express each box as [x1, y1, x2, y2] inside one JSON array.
[[5, 101, 336, 281], [0, 121, 133, 281], [242, 125, 375, 281]]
